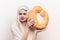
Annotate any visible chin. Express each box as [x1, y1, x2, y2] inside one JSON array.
[[20, 19, 27, 23]]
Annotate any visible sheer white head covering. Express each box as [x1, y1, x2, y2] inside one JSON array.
[[17, 5, 29, 32], [18, 5, 29, 11], [11, 5, 30, 40]]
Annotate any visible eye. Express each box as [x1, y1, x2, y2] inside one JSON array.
[[23, 13, 26, 15], [19, 13, 22, 15]]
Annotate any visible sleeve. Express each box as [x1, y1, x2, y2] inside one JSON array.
[[11, 24, 23, 40]]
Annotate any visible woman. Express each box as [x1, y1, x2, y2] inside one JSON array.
[[11, 6, 42, 40]]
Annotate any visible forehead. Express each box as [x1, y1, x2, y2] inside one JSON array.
[[19, 9, 27, 13]]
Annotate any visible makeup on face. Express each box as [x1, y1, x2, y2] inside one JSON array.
[[19, 13, 27, 15]]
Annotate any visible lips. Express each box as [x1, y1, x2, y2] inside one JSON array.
[[21, 17, 24, 20]]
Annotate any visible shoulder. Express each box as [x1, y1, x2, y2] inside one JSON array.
[[11, 21, 18, 30]]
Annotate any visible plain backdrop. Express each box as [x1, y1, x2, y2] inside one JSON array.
[[0, 0, 60, 40]]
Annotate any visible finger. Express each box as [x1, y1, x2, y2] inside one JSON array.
[[31, 21, 34, 25], [37, 30, 42, 32], [31, 20, 35, 24], [28, 19, 31, 22], [35, 30, 42, 32], [30, 19, 34, 23]]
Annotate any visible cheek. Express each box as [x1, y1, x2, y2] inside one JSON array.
[[24, 15, 28, 19], [19, 16, 21, 18], [18, 15, 21, 20], [18, 15, 27, 19]]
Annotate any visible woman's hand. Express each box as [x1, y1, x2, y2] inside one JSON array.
[[32, 29, 45, 40], [27, 18, 34, 27], [34, 30, 42, 35], [34, 29, 46, 34], [26, 18, 36, 31]]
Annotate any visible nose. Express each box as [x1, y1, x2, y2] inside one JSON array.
[[21, 15, 24, 17]]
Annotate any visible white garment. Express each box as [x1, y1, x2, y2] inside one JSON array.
[[11, 21, 34, 40]]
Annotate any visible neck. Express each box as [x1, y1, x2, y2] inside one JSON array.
[[19, 19, 27, 28], [20, 20, 27, 26], [22, 22, 27, 30], [22, 22, 26, 26]]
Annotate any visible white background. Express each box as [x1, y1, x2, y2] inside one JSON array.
[[0, 0, 60, 40]]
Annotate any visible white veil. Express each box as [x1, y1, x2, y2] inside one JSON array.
[[17, 5, 29, 32]]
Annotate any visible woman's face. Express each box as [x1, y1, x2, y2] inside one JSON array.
[[18, 9, 28, 22]]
